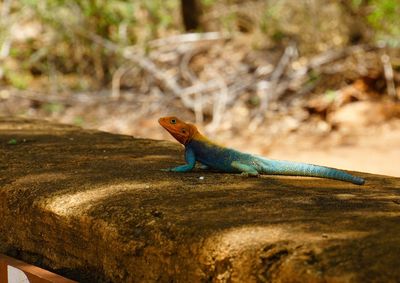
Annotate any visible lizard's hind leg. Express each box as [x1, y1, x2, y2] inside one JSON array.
[[231, 161, 259, 177], [198, 163, 210, 170]]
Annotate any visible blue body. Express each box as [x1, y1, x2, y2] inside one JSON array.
[[166, 139, 365, 185], [188, 140, 251, 172]]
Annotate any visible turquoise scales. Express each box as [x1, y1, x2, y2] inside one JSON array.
[[159, 116, 365, 185]]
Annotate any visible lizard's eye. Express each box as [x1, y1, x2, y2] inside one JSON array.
[[170, 119, 176, 124]]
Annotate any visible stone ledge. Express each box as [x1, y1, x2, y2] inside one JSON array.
[[1, 118, 399, 282]]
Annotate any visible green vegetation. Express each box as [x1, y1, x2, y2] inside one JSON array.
[[73, 116, 84, 126], [367, 0, 400, 45], [43, 102, 64, 114], [7, 138, 18, 145], [1, 0, 180, 89]]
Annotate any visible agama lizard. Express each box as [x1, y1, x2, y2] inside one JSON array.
[[159, 116, 365, 185]]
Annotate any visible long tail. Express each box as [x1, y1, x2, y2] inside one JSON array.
[[259, 158, 365, 185]]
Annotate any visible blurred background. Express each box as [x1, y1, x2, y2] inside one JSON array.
[[0, 0, 399, 176]]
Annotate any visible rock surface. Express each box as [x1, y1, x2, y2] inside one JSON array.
[[0, 117, 399, 282]]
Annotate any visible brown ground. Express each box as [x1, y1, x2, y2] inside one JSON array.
[[1, 118, 399, 282]]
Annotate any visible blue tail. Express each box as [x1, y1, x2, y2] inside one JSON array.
[[259, 158, 365, 185]]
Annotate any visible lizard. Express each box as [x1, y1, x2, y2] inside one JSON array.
[[158, 116, 365, 185]]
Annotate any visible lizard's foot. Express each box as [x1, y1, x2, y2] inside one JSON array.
[[232, 161, 259, 177], [240, 172, 259, 177], [198, 164, 209, 170]]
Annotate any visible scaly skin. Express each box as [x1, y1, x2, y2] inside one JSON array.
[[158, 116, 365, 185]]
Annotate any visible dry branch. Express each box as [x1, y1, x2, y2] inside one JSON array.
[[251, 42, 298, 128], [49, 13, 395, 132], [111, 63, 136, 100], [381, 53, 397, 99], [149, 32, 226, 49]]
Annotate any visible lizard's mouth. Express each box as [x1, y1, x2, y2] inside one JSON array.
[[165, 130, 189, 145]]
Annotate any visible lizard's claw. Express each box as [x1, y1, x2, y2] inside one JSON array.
[[240, 172, 260, 177]]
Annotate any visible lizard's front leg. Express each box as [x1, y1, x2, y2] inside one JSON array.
[[231, 161, 259, 177], [162, 147, 196, 172]]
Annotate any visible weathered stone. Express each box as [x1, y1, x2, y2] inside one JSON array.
[[0, 117, 399, 282]]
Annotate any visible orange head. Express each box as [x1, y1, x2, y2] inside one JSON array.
[[158, 116, 197, 145]]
